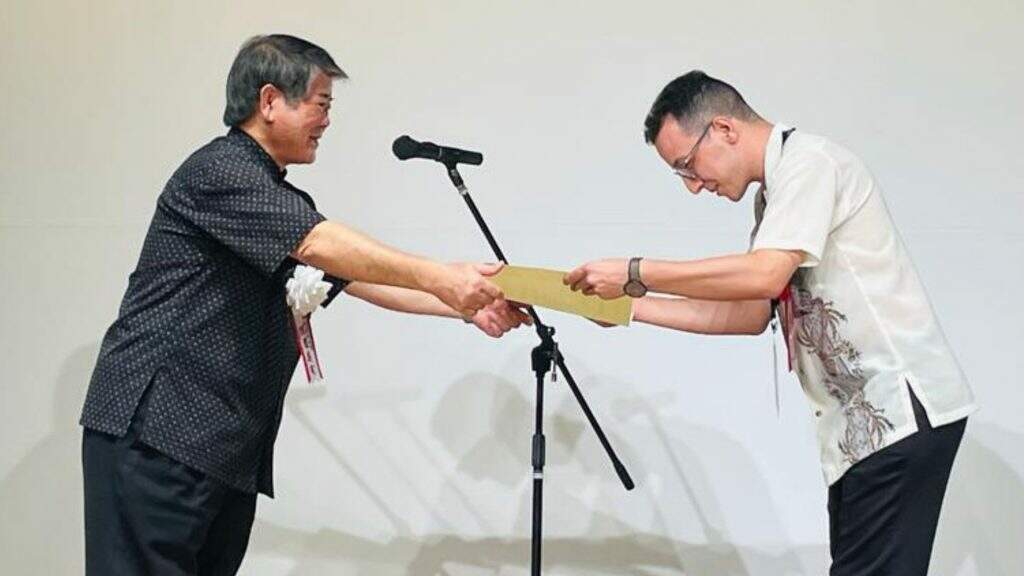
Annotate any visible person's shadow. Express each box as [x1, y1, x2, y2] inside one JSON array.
[[930, 421, 1024, 575], [0, 343, 97, 573], [249, 364, 824, 574], [249, 361, 1023, 575], [7, 348, 1015, 575]]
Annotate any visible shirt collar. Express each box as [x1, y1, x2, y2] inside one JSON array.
[[762, 122, 791, 193], [228, 127, 288, 182]]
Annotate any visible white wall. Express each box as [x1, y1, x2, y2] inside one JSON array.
[[2, 1, 1022, 574]]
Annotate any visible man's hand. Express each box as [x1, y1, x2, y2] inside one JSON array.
[[431, 262, 505, 318], [470, 299, 533, 338], [564, 258, 629, 299]]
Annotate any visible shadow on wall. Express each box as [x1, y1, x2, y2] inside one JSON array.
[[0, 343, 98, 574], [254, 369, 1024, 574], [248, 520, 827, 575], [248, 369, 830, 574], [10, 352, 1011, 575], [931, 422, 1024, 575]]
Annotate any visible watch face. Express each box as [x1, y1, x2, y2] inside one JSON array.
[[624, 281, 646, 298]]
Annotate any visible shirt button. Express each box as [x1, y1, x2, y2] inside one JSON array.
[[815, 410, 822, 417]]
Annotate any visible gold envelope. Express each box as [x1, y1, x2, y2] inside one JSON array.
[[490, 266, 633, 326]]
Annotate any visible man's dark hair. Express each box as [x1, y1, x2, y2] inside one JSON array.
[[223, 34, 347, 127], [643, 70, 760, 144]]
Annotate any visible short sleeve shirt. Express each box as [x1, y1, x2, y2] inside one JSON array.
[[751, 124, 976, 485], [80, 128, 344, 496]]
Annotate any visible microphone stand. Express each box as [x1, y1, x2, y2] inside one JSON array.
[[443, 164, 635, 576]]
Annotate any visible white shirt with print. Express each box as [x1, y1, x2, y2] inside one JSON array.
[[750, 124, 976, 486]]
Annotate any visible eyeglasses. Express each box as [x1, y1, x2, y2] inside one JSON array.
[[671, 121, 712, 181]]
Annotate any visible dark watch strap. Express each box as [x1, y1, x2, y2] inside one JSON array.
[[629, 257, 643, 283], [624, 256, 648, 297]]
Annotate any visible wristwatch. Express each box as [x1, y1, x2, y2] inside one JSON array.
[[623, 257, 648, 298]]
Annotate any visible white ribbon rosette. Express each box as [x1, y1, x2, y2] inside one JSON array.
[[286, 265, 332, 316], [286, 265, 332, 383]]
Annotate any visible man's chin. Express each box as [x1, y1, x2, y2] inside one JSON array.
[[711, 188, 739, 202], [725, 187, 749, 202], [294, 151, 317, 165]]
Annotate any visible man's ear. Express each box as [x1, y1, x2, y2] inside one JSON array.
[[257, 83, 283, 123], [712, 115, 740, 145]]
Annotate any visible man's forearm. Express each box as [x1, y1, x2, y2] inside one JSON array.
[[293, 221, 445, 293], [343, 282, 459, 318], [642, 250, 801, 301], [293, 221, 504, 319], [634, 296, 771, 335]]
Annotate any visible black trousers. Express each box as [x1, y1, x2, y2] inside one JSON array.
[[82, 401, 257, 575], [828, 388, 966, 575]]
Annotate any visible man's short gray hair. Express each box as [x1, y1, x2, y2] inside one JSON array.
[[223, 34, 347, 127]]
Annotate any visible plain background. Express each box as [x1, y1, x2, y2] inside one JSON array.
[[2, 1, 1022, 574]]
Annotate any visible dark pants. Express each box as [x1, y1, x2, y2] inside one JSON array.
[[82, 399, 257, 575], [828, 388, 966, 575]]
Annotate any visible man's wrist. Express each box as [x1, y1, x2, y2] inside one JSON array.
[[639, 258, 664, 293], [631, 296, 647, 323], [414, 260, 448, 295]]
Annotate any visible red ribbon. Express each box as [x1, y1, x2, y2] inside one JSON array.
[[290, 313, 324, 383], [777, 285, 797, 372]]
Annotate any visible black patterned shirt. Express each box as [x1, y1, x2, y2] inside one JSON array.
[[80, 128, 346, 496]]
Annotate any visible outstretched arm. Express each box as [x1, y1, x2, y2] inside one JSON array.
[[293, 220, 502, 317], [632, 296, 772, 335], [343, 282, 531, 338], [565, 249, 803, 301]]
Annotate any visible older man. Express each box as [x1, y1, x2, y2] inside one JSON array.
[[566, 70, 975, 575], [80, 34, 528, 575]]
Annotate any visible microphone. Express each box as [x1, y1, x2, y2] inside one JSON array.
[[392, 135, 483, 166]]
